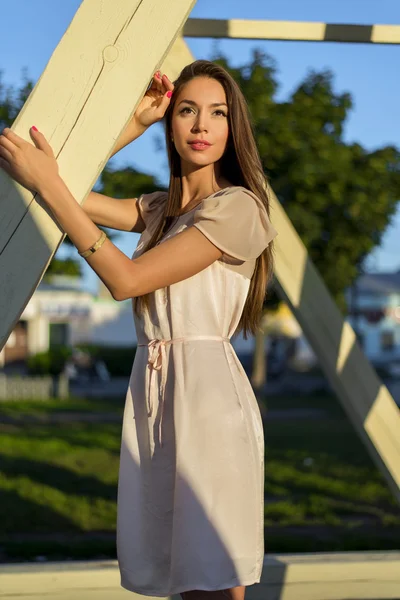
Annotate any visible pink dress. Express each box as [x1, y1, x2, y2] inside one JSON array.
[[116, 186, 278, 597]]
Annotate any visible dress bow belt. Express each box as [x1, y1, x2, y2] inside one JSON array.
[[138, 335, 231, 447]]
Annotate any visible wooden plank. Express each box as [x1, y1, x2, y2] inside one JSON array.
[[159, 35, 194, 80], [183, 18, 400, 44], [1, 553, 400, 599], [0, 0, 196, 351], [271, 195, 400, 500]]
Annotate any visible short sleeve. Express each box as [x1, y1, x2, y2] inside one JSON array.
[[193, 187, 278, 261], [137, 191, 167, 231]]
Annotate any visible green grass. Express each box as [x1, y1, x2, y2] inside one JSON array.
[[260, 392, 399, 528], [263, 419, 398, 526], [263, 389, 346, 415], [0, 392, 399, 561], [0, 422, 120, 533], [0, 396, 124, 417]]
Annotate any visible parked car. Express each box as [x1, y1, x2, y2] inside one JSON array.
[[63, 349, 110, 382]]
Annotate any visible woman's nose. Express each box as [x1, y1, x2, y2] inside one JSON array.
[[192, 123, 207, 134], [192, 114, 207, 133]]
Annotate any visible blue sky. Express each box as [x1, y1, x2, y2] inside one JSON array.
[[1, 0, 400, 293]]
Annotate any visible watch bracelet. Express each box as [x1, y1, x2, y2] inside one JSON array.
[[79, 231, 107, 258]]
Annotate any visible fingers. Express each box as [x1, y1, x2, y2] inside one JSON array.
[[156, 90, 173, 117], [0, 142, 13, 163], [161, 73, 174, 92], [153, 71, 163, 94], [152, 71, 174, 96], [0, 132, 16, 158], [1, 128, 23, 149], [147, 72, 161, 95], [29, 126, 54, 157]]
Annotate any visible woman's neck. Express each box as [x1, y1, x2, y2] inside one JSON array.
[[179, 164, 232, 209]]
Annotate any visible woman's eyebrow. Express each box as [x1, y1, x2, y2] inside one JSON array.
[[178, 99, 228, 108]]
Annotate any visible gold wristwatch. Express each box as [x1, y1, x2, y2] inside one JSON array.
[[79, 231, 107, 258]]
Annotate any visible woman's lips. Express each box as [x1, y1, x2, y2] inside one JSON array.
[[188, 142, 211, 151]]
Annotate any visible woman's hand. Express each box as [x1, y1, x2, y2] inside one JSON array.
[[111, 71, 174, 157], [134, 70, 174, 129], [0, 127, 60, 196]]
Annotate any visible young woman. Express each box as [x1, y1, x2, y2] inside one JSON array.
[[0, 60, 278, 600]]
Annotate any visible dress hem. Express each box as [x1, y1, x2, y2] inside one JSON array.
[[120, 568, 261, 597]]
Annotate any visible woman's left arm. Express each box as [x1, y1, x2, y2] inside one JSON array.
[[0, 127, 222, 301]]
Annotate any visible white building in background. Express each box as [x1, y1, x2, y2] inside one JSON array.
[[0, 276, 137, 369], [2, 269, 399, 372], [345, 269, 400, 366]]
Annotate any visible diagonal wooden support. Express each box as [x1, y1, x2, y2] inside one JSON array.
[[272, 194, 400, 502], [0, 0, 196, 350], [162, 38, 400, 502]]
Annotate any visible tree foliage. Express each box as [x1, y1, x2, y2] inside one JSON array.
[[100, 163, 165, 199]]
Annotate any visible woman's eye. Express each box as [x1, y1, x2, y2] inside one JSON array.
[[179, 107, 227, 117]]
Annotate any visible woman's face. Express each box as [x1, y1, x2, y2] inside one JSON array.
[[170, 76, 230, 169]]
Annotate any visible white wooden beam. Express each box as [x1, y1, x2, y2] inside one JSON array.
[[0, 0, 196, 350], [272, 195, 400, 501], [160, 35, 194, 80], [183, 18, 400, 44]]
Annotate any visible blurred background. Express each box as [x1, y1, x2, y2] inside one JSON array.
[[0, 0, 399, 570]]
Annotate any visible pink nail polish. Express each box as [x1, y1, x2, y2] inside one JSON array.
[[32, 126, 38, 131], [166, 91, 173, 98]]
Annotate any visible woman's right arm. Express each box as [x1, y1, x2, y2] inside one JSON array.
[[82, 191, 145, 233]]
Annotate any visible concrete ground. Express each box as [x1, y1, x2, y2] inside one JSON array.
[[1, 552, 399, 600]]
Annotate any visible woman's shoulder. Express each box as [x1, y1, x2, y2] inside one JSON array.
[[201, 185, 266, 214], [207, 184, 262, 200], [207, 184, 246, 198], [137, 190, 168, 228], [193, 185, 278, 261], [138, 189, 168, 204]]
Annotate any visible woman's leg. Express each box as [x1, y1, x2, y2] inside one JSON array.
[[180, 586, 246, 600]]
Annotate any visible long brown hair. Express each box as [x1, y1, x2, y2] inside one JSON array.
[[134, 59, 276, 339]]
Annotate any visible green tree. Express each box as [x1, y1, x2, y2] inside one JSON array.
[[100, 162, 165, 198]]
